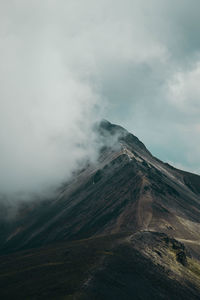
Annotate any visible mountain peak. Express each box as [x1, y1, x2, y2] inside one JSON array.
[[98, 119, 152, 157], [1, 121, 200, 299]]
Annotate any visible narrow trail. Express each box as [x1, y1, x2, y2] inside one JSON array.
[[137, 175, 153, 230]]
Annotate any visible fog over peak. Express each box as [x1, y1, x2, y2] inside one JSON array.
[[0, 70, 102, 194], [0, 0, 200, 197], [0, 5, 104, 194]]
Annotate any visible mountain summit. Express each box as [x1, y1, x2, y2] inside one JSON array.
[[1, 121, 200, 299]]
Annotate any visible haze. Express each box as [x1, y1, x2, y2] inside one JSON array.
[[0, 0, 200, 196]]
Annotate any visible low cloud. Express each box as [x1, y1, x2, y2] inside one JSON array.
[[0, 1, 105, 195], [168, 62, 200, 114], [0, 0, 200, 199]]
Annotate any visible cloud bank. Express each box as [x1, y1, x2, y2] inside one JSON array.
[[0, 1, 105, 195], [0, 0, 200, 197]]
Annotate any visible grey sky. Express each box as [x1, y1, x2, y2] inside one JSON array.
[[0, 0, 200, 195]]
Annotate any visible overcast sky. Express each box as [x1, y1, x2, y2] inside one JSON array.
[[0, 0, 200, 195]]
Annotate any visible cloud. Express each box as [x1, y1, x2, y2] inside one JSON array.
[[168, 62, 200, 114], [0, 0, 200, 198], [0, 1, 105, 195]]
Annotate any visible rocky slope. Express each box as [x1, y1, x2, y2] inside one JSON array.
[[0, 120, 200, 299]]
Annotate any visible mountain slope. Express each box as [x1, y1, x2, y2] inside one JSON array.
[[0, 120, 200, 299], [1, 232, 200, 299], [1, 120, 200, 253]]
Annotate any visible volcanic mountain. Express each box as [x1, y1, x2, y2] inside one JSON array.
[[0, 120, 200, 299]]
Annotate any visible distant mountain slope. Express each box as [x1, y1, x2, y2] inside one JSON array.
[[0, 120, 200, 299]]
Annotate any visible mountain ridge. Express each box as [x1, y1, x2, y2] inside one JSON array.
[[1, 120, 200, 253], [0, 120, 200, 299]]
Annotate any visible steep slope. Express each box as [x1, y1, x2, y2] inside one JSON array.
[[1, 120, 200, 254], [0, 120, 200, 299]]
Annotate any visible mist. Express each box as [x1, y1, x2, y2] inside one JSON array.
[[1, 0, 200, 199], [0, 1, 105, 196]]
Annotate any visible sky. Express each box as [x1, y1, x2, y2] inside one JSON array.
[[0, 0, 200, 195]]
